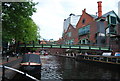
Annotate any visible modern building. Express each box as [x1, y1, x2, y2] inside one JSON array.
[[63, 14, 80, 33], [118, 1, 120, 18]]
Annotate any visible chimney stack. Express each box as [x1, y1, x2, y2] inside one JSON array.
[[97, 1, 102, 17]]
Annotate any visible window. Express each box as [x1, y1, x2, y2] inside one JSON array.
[[79, 40, 81, 44], [83, 40, 85, 44], [67, 32, 71, 37], [106, 26, 116, 34], [110, 26, 116, 34], [82, 18, 86, 24], [78, 25, 90, 35], [111, 16, 116, 25], [108, 16, 117, 25]]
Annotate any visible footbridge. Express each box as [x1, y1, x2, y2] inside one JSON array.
[[19, 44, 111, 51]]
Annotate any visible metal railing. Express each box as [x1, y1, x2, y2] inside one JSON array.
[[19, 43, 111, 51], [0, 65, 40, 81]]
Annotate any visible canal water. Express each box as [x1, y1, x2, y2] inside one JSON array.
[[11, 55, 120, 81]]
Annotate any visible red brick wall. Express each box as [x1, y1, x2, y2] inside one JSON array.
[[117, 23, 120, 35], [89, 21, 97, 43], [76, 10, 95, 44], [62, 24, 78, 44], [48, 48, 66, 55], [76, 11, 94, 29]]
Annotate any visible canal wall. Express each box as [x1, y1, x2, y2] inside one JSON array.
[[54, 53, 79, 59], [57, 55, 75, 59], [55, 54, 120, 72]]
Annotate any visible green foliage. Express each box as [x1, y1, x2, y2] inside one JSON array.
[[2, 2, 39, 43]]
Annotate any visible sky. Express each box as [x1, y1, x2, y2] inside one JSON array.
[[32, 0, 120, 41]]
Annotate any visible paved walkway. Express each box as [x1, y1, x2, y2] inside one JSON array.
[[0, 54, 22, 81]]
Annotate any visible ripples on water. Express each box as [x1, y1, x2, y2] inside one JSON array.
[[40, 55, 120, 81], [12, 55, 120, 81]]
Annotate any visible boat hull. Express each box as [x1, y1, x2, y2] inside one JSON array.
[[20, 53, 42, 79], [21, 65, 41, 79], [21, 65, 41, 72], [76, 55, 120, 71]]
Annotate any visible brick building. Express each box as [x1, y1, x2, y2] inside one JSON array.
[[62, 24, 78, 45], [58, 1, 120, 52], [76, 8, 97, 44]]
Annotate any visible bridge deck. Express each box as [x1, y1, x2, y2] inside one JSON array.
[[19, 44, 111, 51]]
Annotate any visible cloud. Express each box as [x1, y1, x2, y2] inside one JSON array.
[[32, 0, 119, 40]]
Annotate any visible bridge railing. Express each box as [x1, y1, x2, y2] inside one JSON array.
[[18, 42, 111, 51]]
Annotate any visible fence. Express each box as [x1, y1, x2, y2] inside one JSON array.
[[0, 65, 39, 81]]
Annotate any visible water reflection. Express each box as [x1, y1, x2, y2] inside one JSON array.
[[41, 55, 120, 80], [41, 55, 62, 81], [12, 55, 120, 81]]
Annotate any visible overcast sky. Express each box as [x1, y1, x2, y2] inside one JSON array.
[[32, 0, 120, 40]]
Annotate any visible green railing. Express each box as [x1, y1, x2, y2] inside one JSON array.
[[19, 44, 111, 51]]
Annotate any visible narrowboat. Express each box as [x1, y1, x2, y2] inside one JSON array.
[[76, 52, 120, 70], [20, 53, 42, 78]]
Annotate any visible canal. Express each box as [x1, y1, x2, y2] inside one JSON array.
[[11, 55, 120, 81]]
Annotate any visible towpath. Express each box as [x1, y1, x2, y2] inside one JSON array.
[[0, 55, 22, 81]]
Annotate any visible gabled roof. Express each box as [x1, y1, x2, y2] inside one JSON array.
[[89, 14, 98, 19], [102, 10, 120, 22], [76, 12, 95, 28], [65, 24, 75, 33], [102, 10, 115, 17], [71, 15, 81, 28], [85, 12, 96, 19]]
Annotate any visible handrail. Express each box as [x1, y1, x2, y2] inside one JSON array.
[[19, 44, 111, 51], [0, 65, 40, 81]]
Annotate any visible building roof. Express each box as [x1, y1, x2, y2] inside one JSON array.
[[40, 40, 47, 44], [89, 14, 98, 19], [102, 10, 114, 17], [95, 10, 120, 22], [102, 10, 120, 22]]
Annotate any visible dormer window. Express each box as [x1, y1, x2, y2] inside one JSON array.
[[107, 16, 117, 25], [111, 16, 116, 25]]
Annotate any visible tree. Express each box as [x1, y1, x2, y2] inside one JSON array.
[[2, 1, 39, 43]]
